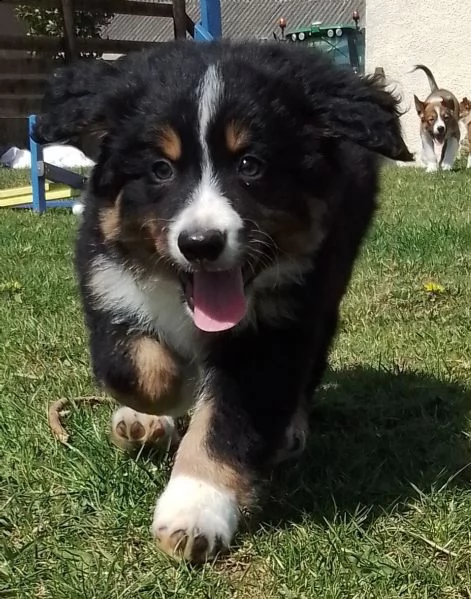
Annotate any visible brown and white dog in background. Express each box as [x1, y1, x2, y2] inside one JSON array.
[[413, 65, 460, 172], [459, 97, 471, 169]]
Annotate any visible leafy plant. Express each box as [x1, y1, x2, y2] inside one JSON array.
[[15, 5, 113, 57]]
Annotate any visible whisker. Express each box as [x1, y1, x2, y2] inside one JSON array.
[[246, 247, 273, 271], [249, 238, 273, 252], [245, 256, 257, 278], [142, 217, 175, 225]]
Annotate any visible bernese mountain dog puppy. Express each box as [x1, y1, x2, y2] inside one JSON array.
[[34, 40, 412, 563]]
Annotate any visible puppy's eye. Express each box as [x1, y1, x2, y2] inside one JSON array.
[[238, 155, 265, 180], [152, 159, 174, 181]]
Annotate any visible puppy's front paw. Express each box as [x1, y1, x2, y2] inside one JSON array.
[[152, 476, 239, 563], [441, 164, 453, 171], [111, 406, 178, 452], [275, 407, 309, 463], [425, 163, 438, 173]]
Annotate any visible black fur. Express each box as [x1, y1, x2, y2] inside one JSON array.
[[36, 40, 412, 552]]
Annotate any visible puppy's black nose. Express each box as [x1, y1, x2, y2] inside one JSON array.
[[437, 125, 445, 134], [177, 229, 227, 262]]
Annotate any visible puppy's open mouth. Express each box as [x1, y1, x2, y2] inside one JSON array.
[[434, 132, 446, 144], [179, 267, 248, 333]]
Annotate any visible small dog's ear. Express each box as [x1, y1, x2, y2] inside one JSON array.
[[441, 97, 455, 112], [33, 59, 121, 158], [414, 95, 425, 116], [320, 74, 414, 162]]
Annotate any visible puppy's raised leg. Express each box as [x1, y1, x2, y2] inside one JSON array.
[[88, 319, 194, 451], [88, 315, 194, 415], [441, 137, 459, 171]]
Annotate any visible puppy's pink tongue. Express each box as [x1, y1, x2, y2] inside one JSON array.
[[192, 268, 246, 332]]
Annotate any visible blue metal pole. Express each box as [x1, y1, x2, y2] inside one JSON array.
[[195, 0, 222, 40], [29, 115, 46, 214]]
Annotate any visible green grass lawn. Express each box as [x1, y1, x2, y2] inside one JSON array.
[[1, 166, 470, 598], [0, 168, 32, 189]]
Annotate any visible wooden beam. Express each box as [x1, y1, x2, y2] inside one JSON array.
[[0, 57, 63, 74], [0, 96, 43, 118], [0, 35, 159, 54], [185, 14, 195, 37], [0, 78, 47, 95], [61, 0, 78, 62], [2, 0, 174, 18], [172, 0, 187, 39], [185, 15, 195, 37]]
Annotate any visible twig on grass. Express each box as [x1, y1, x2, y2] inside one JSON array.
[[48, 396, 108, 445], [399, 528, 457, 558]]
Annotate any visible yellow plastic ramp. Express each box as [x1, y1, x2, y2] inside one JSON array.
[[0, 183, 79, 208]]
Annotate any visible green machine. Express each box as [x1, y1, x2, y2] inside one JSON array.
[[276, 11, 365, 75]]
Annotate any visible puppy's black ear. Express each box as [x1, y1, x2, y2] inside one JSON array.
[[33, 59, 121, 158], [321, 74, 414, 162], [268, 45, 412, 160]]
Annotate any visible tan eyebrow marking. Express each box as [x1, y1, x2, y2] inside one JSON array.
[[157, 126, 182, 161], [225, 121, 250, 153]]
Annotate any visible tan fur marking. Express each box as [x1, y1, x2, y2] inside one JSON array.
[[144, 219, 168, 256], [99, 194, 122, 242], [414, 95, 425, 117], [272, 229, 314, 256], [225, 121, 250, 153], [260, 201, 326, 257], [459, 98, 471, 158], [157, 126, 182, 161], [173, 399, 253, 508], [106, 337, 182, 416], [130, 337, 181, 414], [459, 97, 471, 120]]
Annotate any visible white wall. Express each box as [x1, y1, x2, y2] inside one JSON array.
[[365, 0, 470, 157]]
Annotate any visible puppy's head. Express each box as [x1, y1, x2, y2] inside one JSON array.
[[36, 42, 412, 333], [415, 95, 454, 143], [459, 96, 471, 119]]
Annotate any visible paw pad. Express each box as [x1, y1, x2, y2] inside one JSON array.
[[152, 476, 239, 563], [111, 406, 178, 452]]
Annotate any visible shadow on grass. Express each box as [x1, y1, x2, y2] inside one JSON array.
[[264, 366, 471, 526]]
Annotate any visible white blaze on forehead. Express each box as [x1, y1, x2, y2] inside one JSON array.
[[168, 64, 243, 268], [433, 105, 446, 135], [198, 64, 224, 144], [197, 63, 224, 190]]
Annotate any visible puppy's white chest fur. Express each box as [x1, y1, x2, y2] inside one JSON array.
[[88, 256, 199, 359]]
